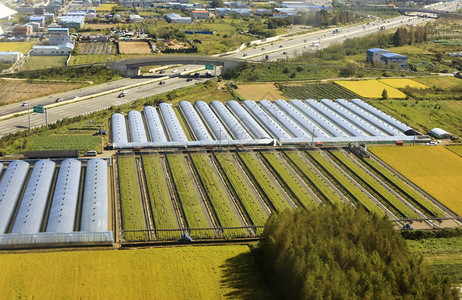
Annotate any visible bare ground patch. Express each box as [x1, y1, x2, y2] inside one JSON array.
[[118, 41, 152, 54], [236, 83, 287, 100]]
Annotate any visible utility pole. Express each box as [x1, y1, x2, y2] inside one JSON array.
[[27, 104, 31, 133], [45, 108, 48, 128], [311, 127, 316, 146]]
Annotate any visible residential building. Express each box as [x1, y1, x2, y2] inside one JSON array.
[[30, 43, 74, 56], [192, 10, 209, 19], [13, 25, 32, 36], [48, 27, 72, 45], [58, 16, 85, 28], [29, 16, 45, 27], [129, 14, 142, 22], [255, 8, 271, 15], [366, 48, 391, 63]]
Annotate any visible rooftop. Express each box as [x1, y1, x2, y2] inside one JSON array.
[[381, 53, 407, 59], [367, 48, 390, 53]]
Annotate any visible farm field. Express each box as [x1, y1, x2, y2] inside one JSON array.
[[0, 245, 270, 299], [76, 42, 116, 55], [141, 153, 180, 239], [235, 83, 287, 101], [370, 146, 462, 216], [447, 145, 462, 157], [114, 148, 458, 242], [22, 56, 67, 70], [414, 76, 461, 90], [84, 23, 116, 29], [378, 78, 429, 89], [369, 100, 462, 138], [0, 42, 32, 53], [0, 79, 81, 105], [280, 82, 359, 100], [117, 154, 147, 240], [335, 80, 407, 99], [118, 41, 152, 54], [27, 134, 102, 152], [190, 153, 246, 237], [68, 54, 140, 66]]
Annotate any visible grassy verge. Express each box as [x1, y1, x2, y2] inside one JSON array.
[[446, 145, 462, 158], [141, 153, 180, 239], [279, 82, 360, 100], [329, 150, 418, 219], [22, 56, 67, 70], [165, 153, 213, 238], [190, 153, 246, 238], [260, 151, 316, 208], [360, 157, 446, 218], [282, 150, 343, 205], [237, 151, 292, 212], [117, 155, 147, 240], [214, 152, 269, 230], [26, 134, 102, 152], [307, 151, 386, 217], [407, 237, 462, 283]]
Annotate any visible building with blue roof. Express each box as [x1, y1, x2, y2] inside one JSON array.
[[366, 48, 390, 63], [165, 13, 192, 23], [380, 52, 408, 69]]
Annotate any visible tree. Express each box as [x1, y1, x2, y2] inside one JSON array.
[[382, 88, 388, 99], [210, 0, 225, 8], [256, 207, 458, 300]]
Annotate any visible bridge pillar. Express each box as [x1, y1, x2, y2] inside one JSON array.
[[110, 63, 141, 77]]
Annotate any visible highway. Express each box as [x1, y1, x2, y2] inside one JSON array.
[[0, 0, 460, 138]]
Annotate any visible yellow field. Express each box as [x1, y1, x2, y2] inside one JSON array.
[[0, 245, 270, 299], [379, 78, 429, 89], [236, 83, 287, 100], [0, 42, 33, 54], [334, 80, 406, 99], [370, 146, 462, 216], [92, 4, 117, 11], [446, 145, 462, 158]]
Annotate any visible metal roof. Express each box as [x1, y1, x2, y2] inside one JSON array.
[[46, 159, 81, 233]]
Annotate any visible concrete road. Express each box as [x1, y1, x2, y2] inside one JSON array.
[[0, 76, 206, 138]]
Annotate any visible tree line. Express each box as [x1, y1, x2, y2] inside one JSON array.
[[255, 206, 458, 299]]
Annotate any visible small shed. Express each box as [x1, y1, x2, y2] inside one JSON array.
[[429, 128, 452, 139]]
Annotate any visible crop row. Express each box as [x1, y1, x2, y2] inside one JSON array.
[[360, 158, 445, 218], [165, 153, 213, 238], [117, 155, 147, 240], [213, 152, 269, 229], [189, 153, 246, 238], [281, 83, 359, 100], [282, 151, 343, 205], [237, 152, 293, 212], [141, 153, 180, 239], [307, 151, 386, 217], [329, 150, 418, 219], [259, 151, 316, 208]]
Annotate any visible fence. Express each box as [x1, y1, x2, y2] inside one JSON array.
[[121, 226, 265, 242]]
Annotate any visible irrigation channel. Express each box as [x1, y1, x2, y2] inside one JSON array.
[[114, 147, 461, 244]]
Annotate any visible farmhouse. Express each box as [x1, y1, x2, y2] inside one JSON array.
[[380, 53, 408, 69], [165, 13, 192, 24], [429, 128, 452, 139]]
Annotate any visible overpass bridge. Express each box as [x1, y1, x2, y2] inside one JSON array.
[[398, 7, 458, 17], [110, 55, 245, 77]]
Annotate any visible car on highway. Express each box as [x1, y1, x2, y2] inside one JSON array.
[[186, 78, 193, 82], [83, 150, 97, 157], [243, 53, 248, 57], [184, 67, 189, 71], [73, 96, 80, 99], [118, 91, 127, 98], [193, 72, 200, 77], [159, 70, 166, 74], [261, 47, 265, 50], [282, 51, 287, 54], [279, 45, 283, 48], [21, 102, 29, 107], [159, 81, 166, 85], [172, 69, 178, 73], [55, 97, 63, 102]]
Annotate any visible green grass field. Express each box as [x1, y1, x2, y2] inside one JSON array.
[[141, 153, 180, 239], [283, 150, 343, 205], [407, 237, 462, 282], [117, 155, 147, 240], [190, 153, 246, 237], [0, 245, 271, 299], [369, 100, 462, 138], [237, 151, 292, 212], [329, 150, 418, 219], [68, 54, 141, 66], [27, 134, 101, 152], [214, 152, 269, 229], [446, 145, 462, 157], [22, 56, 67, 70], [166, 153, 213, 238], [0, 42, 32, 53], [280, 82, 360, 100], [307, 151, 386, 217], [260, 151, 316, 209]]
